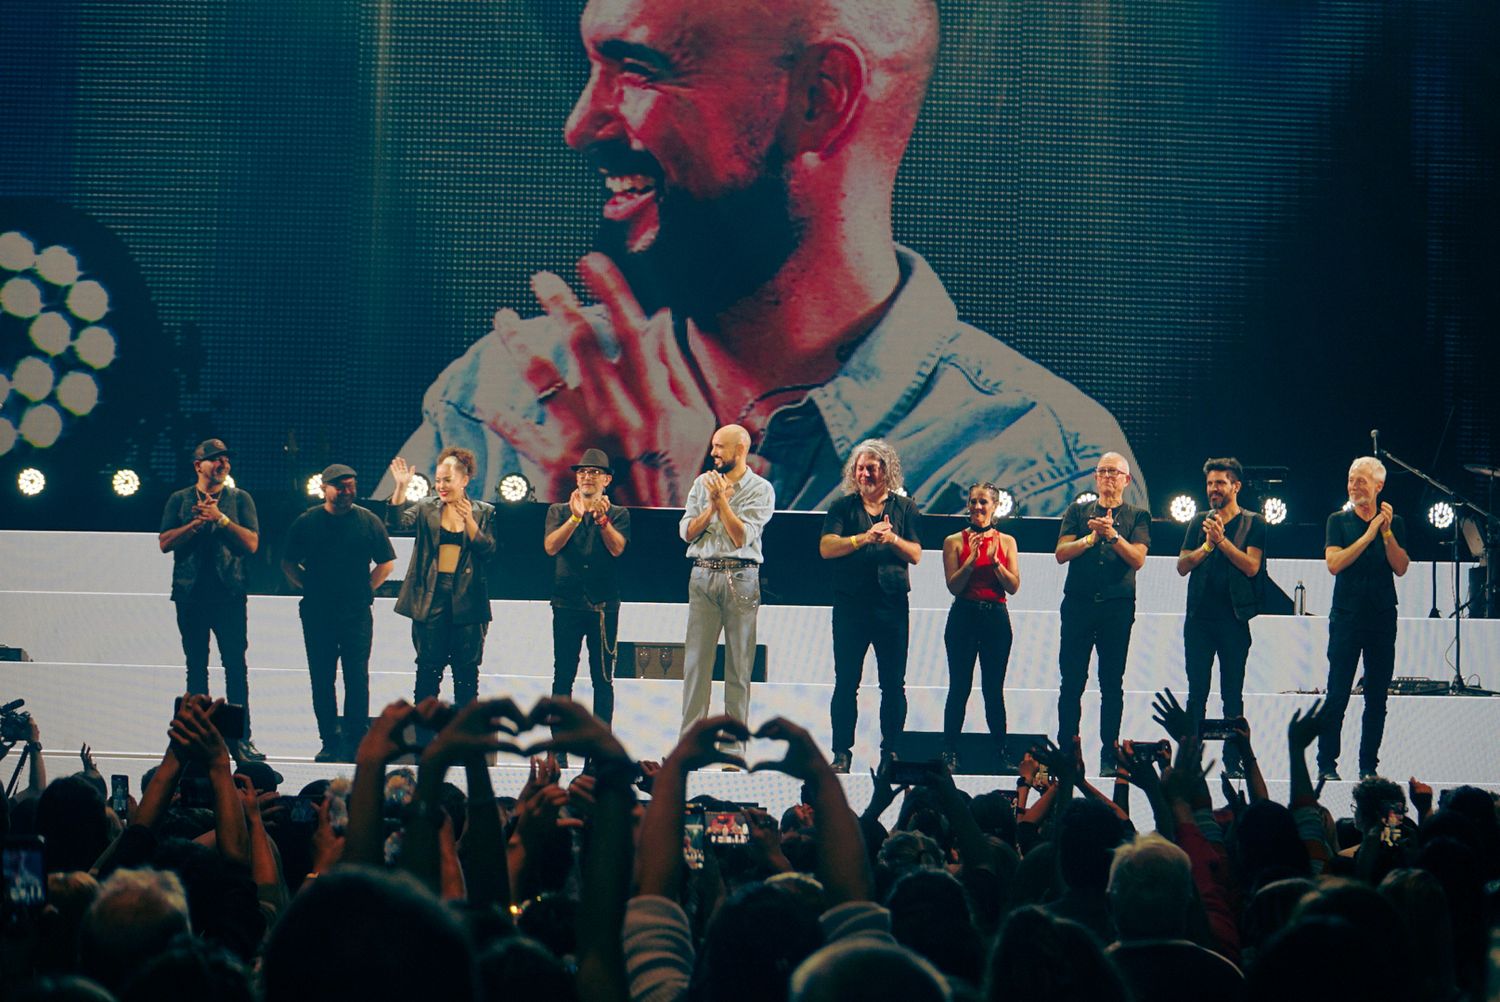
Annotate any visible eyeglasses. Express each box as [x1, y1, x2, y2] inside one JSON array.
[[575, 469, 605, 478], [1095, 468, 1128, 479]]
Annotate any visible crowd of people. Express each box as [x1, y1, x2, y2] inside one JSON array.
[[3, 689, 1496, 1001]]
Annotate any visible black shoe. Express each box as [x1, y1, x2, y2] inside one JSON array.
[[233, 739, 266, 763], [1318, 767, 1341, 782], [1099, 752, 1120, 777], [1358, 769, 1378, 781], [314, 743, 339, 763], [940, 750, 959, 772], [830, 751, 852, 774]]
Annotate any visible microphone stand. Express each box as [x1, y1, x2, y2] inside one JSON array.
[[1378, 446, 1497, 696]]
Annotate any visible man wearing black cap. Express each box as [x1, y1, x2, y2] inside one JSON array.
[[159, 438, 264, 761], [282, 464, 397, 761], [543, 449, 631, 756]]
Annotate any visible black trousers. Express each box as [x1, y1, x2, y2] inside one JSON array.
[[412, 575, 486, 706], [1184, 616, 1252, 768], [1318, 611, 1397, 774], [551, 604, 618, 727], [830, 596, 909, 756], [301, 605, 373, 749], [1056, 596, 1135, 760], [943, 599, 1014, 751], [176, 596, 252, 736]]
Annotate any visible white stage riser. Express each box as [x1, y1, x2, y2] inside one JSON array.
[[4, 662, 1496, 786], [0, 530, 1480, 618], [2, 592, 1494, 696]]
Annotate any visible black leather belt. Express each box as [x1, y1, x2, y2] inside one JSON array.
[[694, 557, 758, 570]]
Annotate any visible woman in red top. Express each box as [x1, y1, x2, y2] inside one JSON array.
[[941, 483, 1022, 770]]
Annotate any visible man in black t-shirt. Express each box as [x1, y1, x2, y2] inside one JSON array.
[[819, 439, 924, 773], [1319, 455, 1410, 781], [543, 449, 632, 756], [282, 464, 397, 762], [1175, 458, 1267, 777], [158, 438, 264, 762], [1055, 452, 1152, 774]]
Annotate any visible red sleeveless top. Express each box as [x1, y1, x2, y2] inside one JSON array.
[[958, 529, 1009, 603]]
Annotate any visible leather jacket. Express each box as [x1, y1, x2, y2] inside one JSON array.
[[388, 496, 497, 624]]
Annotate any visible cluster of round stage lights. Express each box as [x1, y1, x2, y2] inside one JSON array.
[[16, 466, 145, 497], [1, 231, 117, 456]]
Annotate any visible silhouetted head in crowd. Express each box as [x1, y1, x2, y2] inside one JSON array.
[[986, 906, 1129, 1002], [478, 937, 577, 1002], [1289, 878, 1412, 994], [1107, 832, 1193, 940], [119, 935, 253, 1002], [1415, 835, 1489, 997], [1056, 798, 1126, 894], [1228, 799, 1310, 893], [885, 869, 984, 987], [78, 868, 192, 993], [150, 838, 263, 962], [790, 939, 949, 1002], [1245, 916, 1389, 1001], [967, 790, 1017, 846], [1378, 868, 1456, 1000], [1350, 776, 1404, 831], [692, 881, 825, 1002], [1238, 877, 1314, 962], [37, 776, 110, 874], [263, 867, 476, 1002]]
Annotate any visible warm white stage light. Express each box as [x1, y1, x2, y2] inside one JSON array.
[[18, 467, 46, 496], [112, 469, 141, 497], [1169, 495, 1198, 523]]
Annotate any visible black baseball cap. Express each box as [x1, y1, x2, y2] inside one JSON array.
[[193, 438, 232, 462]]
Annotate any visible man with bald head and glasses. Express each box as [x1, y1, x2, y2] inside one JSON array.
[[1054, 452, 1151, 774]]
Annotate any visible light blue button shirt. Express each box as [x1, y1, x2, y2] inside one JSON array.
[[678, 468, 774, 563], [382, 246, 1145, 515]]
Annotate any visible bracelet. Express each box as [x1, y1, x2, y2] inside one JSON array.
[[217, 514, 230, 528], [1085, 532, 1097, 546], [850, 535, 862, 549], [1200, 541, 1215, 553], [1381, 530, 1393, 540], [598, 516, 610, 527], [570, 514, 583, 524]]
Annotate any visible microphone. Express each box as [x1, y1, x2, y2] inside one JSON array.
[[1370, 429, 1380, 456], [0, 698, 25, 714]]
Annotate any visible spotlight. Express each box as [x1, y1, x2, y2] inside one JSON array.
[[111, 469, 141, 497], [1169, 494, 1198, 523], [1261, 497, 1288, 526], [498, 473, 533, 504], [306, 474, 324, 498], [406, 473, 431, 501], [223, 474, 236, 489], [17, 467, 45, 496], [1427, 501, 1455, 530], [994, 488, 1015, 519], [1075, 491, 1099, 505]]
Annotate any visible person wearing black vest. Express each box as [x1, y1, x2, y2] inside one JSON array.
[[819, 438, 924, 773], [543, 448, 631, 762], [1175, 457, 1267, 778], [1055, 452, 1151, 775], [158, 438, 264, 762], [1320, 455, 1409, 781]]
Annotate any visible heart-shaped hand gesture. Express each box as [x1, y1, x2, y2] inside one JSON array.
[[749, 717, 831, 782], [666, 715, 751, 773]]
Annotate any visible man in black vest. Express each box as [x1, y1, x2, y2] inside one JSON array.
[[1175, 457, 1267, 777], [543, 448, 631, 764], [1055, 452, 1151, 775], [158, 438, 264, 762], [1320, 455, 1409, 781]]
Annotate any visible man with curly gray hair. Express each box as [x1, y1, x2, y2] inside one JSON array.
[[819, 438, 924, 772]]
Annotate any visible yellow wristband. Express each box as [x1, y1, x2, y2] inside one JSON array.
[[217, 514, 230, 528], [1381, 530, 1393, 540], [1201, 541, 1214, 553], [1085, 532, 1097, 546], [850, 535, 862, 549], [570, 514, 583, 524]]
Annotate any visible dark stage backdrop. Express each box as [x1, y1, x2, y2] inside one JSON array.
[[2, 0, 1497, 530]]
